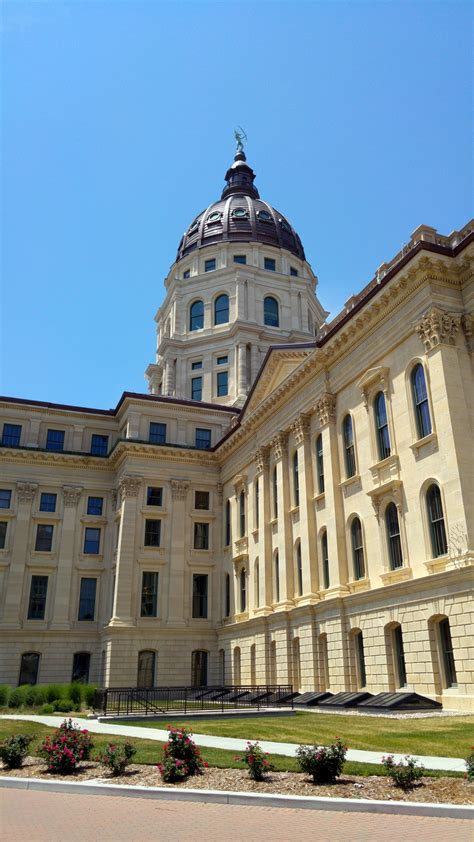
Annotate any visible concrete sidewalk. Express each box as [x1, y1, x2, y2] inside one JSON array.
[[0, 713, 466, 773]]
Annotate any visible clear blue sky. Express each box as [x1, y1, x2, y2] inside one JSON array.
[[1, 0, 472, 409]]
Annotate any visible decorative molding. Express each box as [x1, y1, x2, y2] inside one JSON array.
[[170, 479, 189, 500], [415, 307, 461, 352], [111, 491, 118, 510], [253, 446, 269, 474], [16, 482, 38, 503], [233, 474, 247, 496], [291, 414, 311, 445], [461, 313, 474, 352], [270, 431, 288, 461], [119, 475, 142, 498], [357, 366, 390, 410], [314, 393, 336, 427], [62, 485, 83, 507]]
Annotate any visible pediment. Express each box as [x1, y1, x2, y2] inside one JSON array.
[[243, 346, 315, 416]]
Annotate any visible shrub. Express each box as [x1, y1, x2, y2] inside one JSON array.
[[465, 749, 474, 783], [157, 727, 207, 782], [0, 735, 34, 769], [45, 684, 67, 704], [54, 699, 74, 713], [381, 755, 424, 789], [237, 742, 273, 781], [69, 684, 82, 706], [25, 686, 47, 707], [99, 742, 136, 776], [40, 703, 55, 714], [38, 718, 93, 773], [0, 685, 11, 707], [296, 738, 347, 784], [82, 684, 97, 708], [8, 686, 29, 709]]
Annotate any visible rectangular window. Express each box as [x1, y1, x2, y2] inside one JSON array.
[[233, 255, 246, 264], [191, 360, 202, 370], [90, 434, 109, 456], [0, 521, 7, 549], [87, 496, 103, 516], [40, 492, 57, 513], [290, 266, 298, 276], [394, 626, 407, 688], [217, 355, 228, 365], [19, 653, 40, 685], [46, 429, 65, 451], [183, 269, 190, 279], [216, 370, 228, 397], [84, 527, 101, 554], [78, 577, 97, 621], [28, 575, 48, 619], [194, 522, 209, 550], [0, 490, 12, 509], [439, 618, 457, 688], [141, 571, 159, 617], [149, 422, 167, 444], [192, 573, 208, 618], [2, 423, 21, 447], [264, 257, 276, 271], [205, 258, 216, 272], [147, 487, 163, 507], [35, 524, 53, 552], [195, 490, 209, 510], [72, 652, 90, 683], [144, 519, 161, 547], [191, 376, 202, 401], [195, 428, 211, 449], [356, 632, 367, 688]]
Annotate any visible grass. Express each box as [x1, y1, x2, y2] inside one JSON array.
[[124, 711, 474, 759], [0, 718, 463, 778]]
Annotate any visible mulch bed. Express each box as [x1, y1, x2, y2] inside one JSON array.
[[1, 758, 472, 805]]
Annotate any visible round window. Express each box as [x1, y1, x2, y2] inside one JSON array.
[[232, 207, 248, 218], [207, 211, 221, 223], [258, 210, 272, 222], [279, 218, 291, 232]]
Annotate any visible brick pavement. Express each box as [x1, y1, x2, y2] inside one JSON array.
[[0, 789, 472, 842]]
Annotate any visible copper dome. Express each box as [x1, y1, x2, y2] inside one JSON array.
[[176, 151, 305, 262]]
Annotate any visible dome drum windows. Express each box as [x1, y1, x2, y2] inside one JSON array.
[[231, 207, 249, 219], [257, 210, 273, 223], [189, 300, 204, 332], [264, 296, 279, 327], [206, 211, 222, 224], [214, 293, 229, 325]]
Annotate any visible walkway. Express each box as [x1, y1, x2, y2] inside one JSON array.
[[1, 787, 472, 841], [0, 714, 465, 772]]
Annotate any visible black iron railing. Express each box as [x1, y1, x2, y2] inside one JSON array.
[[94, 685, 295, 716]]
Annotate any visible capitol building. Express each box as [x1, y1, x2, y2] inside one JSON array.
[[1, 146, 473, 711]]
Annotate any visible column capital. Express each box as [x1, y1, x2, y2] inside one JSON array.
[[170, 479, 189, 500], [416, 306, 461, 352], [253, 446, 270, 474], [290, 414, 311, 445], [314, 392, 337, 427], [62, 485, 83, 507], [16, 482, 38, 504], [118, 474, 142, 498], [270, 431, 289, 461]]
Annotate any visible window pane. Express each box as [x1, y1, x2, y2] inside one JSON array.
[[141, 572, 159, 617], [293, 451, 299, 506], [240, 569, 246, 612], [296, 543, 303, 596], [225, 500, 231, 545], [2, 424, 21, 447], [195, 491, 209, 510], [35, 524, 53, 552], [147, 487, 163, 506], [322, 531, 330, 589], [214, 294, 229, 325], [28, 576, 48, 620], [427, 485, 448, 557], [290, 266, 298, 276], [264, 296, 279, 326], [189, 300, 204, 330], [385, 503, 403, 569], [239, 491, 245, 537], [149, 422, 167, 444], [205, 258, 216, 272], [72, 652, 90, 683], [78, 578, 97, 621], [439, 618, 457, 687], [273, 467, 278, 518], [217, 355, 228, 365], [316, 435, 325, 493], [137, 650, 155, 688], [87, 496, 103, 516], [217, 371, 228, 397], [192, 574, 208, 618], [356, 632, 367, 687], [0, 521, 7, 549], [191, 650, 208, 686], [144, 520, 161, 547], [19, 653, 40, 686], [412, 364, 431, 439], [274, 553, 280, 602], [84, 527, 100, 554], [233, 255, 246, 264], [91, 434, 109, 456], [191, 376, 202, 401], [343, 416, 356, 478], [195, 428, 211, 449], [394, 626, 407, 687], [0, 490, 12, 509], [264, 257, 276, 271], [225, 573, 230, 616], [351, 519, 365, 580], [375, 392, 391, 460], [40, 493, 57, 512], [194, 522, 209, 550], [46, 429, 65, 451]]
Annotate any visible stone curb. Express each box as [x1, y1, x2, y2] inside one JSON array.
[[0, 776, 472, 819]]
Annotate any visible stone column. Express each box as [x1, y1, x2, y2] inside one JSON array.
[[271, 431, 293, 605], [2, 482, 37, 628], [291, 414, 319, 598], [51, 485, 83, 629], [110, 475, 142, 627], [254, 447, 273, 613], [315, 393, 349, 590], [237, 344, 247, 396], [250, 344, 260, 383], [164, 359, 176, 397], [166, 479, 189, 626]]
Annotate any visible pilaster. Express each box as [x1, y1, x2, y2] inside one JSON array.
[[110, 475, 142, 627], [270, 431, 294, 606], [291, 414, 320, 600], [166, 479, 190, 626], [2, 482, 37, 628], [51, 485, 83, 629]]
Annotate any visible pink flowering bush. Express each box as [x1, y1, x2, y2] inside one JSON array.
[[157, 726, 207, 783], [98, 742, 136, 776], [381, 754, 424, 789], [296, 737, 347, 784], [38, 718, 93, 774], [236, 741, 273, 781]]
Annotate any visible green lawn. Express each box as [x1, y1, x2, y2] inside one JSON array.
[[125, 711, 474, 759], [0, 719, 462, 778]]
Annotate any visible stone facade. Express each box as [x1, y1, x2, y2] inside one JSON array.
[[0, 153, 473, 710]]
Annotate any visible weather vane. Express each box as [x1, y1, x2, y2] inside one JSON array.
[[234, 126, 247, 153]]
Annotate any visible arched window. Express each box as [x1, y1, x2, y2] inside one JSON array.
[[343, 414, 356, 477], [239, 569, 247, 612], [239, 490, 245, 538], [296, 542, 303, 596], [264, 296, 279, 327], [293, 451, 300, 507], [438, 617, 457, 687], [355, 630, 367, 688], [316, 434, 324, 493], [254, 479, 260, 529], [274, 552, 280, 603], [272, 466, 278, 518], [18, 652, 40, 686], [191, 650, 208, 687], [225, 499, 231, 546], [374, 391, 391, 460], [233, 646, 241, 684], [385, 503, 403, 569], [189, 300, 204, 331], [411, 364, 431, 439], [321, 529, 329, 589], [137, 650, 155, 688], [393, 625, 407, 688], [214, 293, 229, 325], [72, 652, 91, 684], [351, 517, 365, 580], [254, 559, 260, 607], [224, 573, 230, 617], [426, 484, 448, 557]]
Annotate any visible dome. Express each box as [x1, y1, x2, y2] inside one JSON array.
[[176, 150, 305, 262]]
